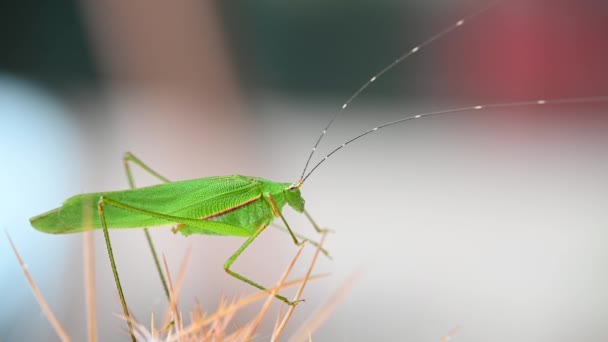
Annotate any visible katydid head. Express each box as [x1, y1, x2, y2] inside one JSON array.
[[284, 186, 305, 213], [255, 177, 305, 213]]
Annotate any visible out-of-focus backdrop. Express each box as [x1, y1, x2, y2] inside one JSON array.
[[1, 0, 607, 341]]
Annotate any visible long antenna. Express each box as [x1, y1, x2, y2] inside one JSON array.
[[300, 96, 608, 183], [298, 0, 502, 181]]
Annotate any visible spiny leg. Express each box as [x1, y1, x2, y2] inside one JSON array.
[[123, 151, 171, 300], [97, 199, 136, 342], [224, 225, 302, 306]]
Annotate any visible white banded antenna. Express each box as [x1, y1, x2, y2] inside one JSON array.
[[298, 0, 503, 182]]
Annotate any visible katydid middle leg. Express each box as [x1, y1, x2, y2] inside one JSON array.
[[224, 224, 303, 306], [123, 151, 171, 299]]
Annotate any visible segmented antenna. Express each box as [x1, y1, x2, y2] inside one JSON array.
[[301, 96, 608, 183], [298, 0, 502, 182]]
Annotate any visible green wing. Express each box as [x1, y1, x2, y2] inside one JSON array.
[[30, 175, 262, 234]]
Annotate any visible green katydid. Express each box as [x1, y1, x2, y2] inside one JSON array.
[[28, 0, 608, 340]]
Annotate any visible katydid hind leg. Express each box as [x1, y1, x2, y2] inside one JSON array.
[[97, 198, 136, 342], [223, 224, 303, 306], [95, 192, 252, 327], [122, 151, 171, 300], [94, 195, 259, 333]]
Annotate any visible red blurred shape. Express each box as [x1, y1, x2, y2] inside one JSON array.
[[436, 1, 608, 102]]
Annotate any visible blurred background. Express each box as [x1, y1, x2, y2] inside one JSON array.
[[1, 0, 607, 340]]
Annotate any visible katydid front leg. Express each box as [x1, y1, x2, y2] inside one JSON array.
[[270, 223, 332, 259], [304, 209, 334, 234], [266, 193, 306, 247]]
